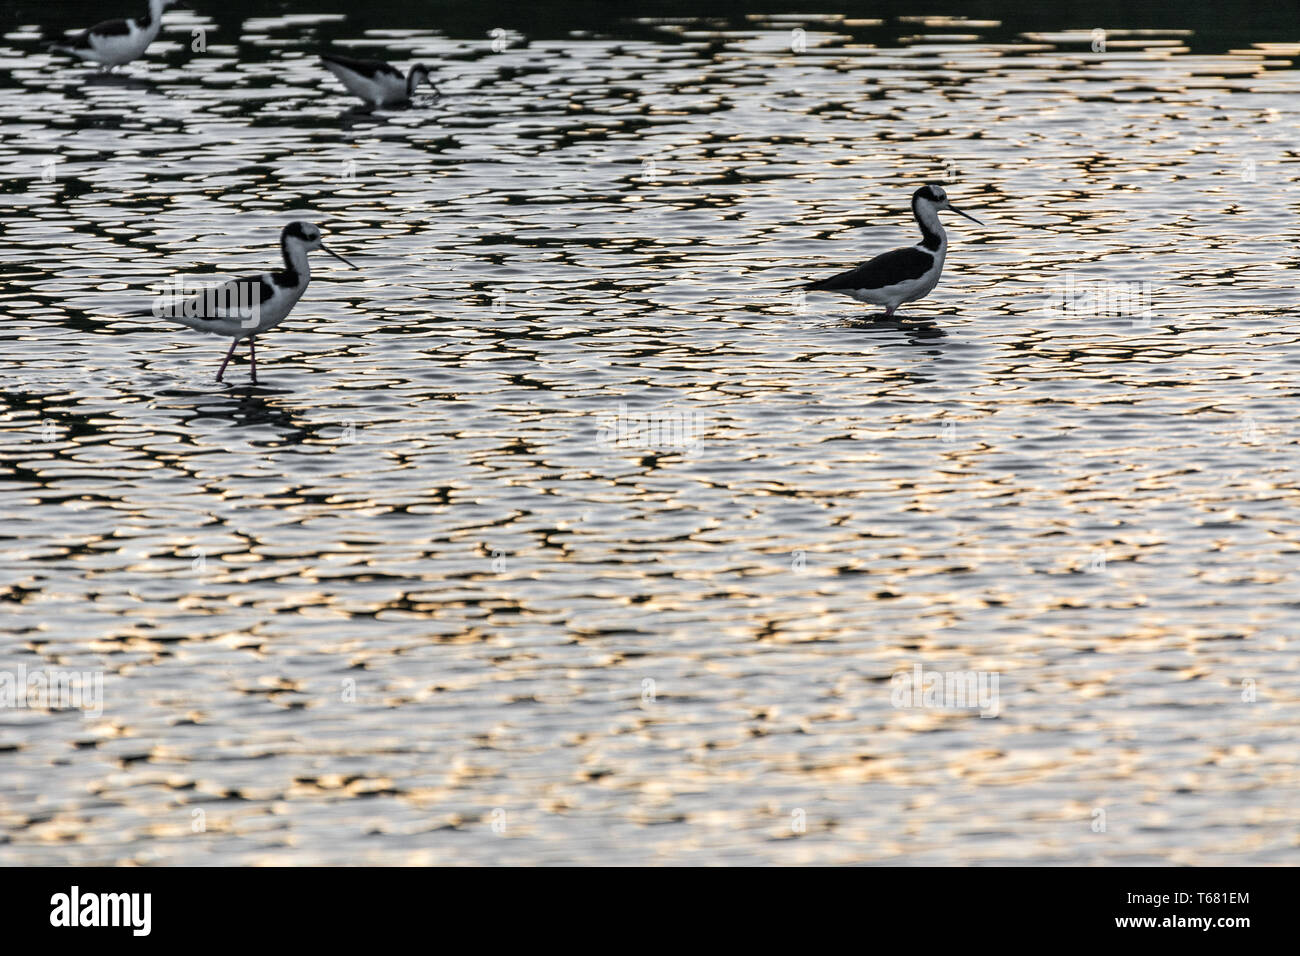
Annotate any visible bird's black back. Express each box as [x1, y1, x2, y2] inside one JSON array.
[[805, 246, 936, 292], [320, 53, 403, 81]]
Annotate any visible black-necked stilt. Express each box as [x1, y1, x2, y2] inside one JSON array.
[[805, 184, 984, 317], [319, 53, 441, 110], [157, 222, 357, 383], [47, 0, 182, 71]]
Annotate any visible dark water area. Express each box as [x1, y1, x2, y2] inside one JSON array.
[[12, 0, 1300, 51]]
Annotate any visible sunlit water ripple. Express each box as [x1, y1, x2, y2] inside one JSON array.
[[1, 9, 1298, 864]]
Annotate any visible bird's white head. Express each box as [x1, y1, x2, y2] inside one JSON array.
[[913, 184, 983, 225], [282, 221, 357, 268]]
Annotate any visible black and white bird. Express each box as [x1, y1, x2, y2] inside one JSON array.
[[805, 184, 984, 317], [48, 0, 182, 71], [319, 53, 441, 111], [156, 222, 357, 383]]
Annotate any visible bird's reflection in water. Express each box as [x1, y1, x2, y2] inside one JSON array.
[[837, 313, 948, 343], [200, 393, 311, 439], [147, 378, 316, 447], [335, 108, 394, 127], [76, 72, 157, 92], [328, 101, 439, 123]]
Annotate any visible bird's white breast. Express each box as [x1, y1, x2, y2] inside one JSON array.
[[248, 277, 306, 334], [89, 21, 160, 65]]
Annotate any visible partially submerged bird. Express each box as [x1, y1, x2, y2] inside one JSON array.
[[805, 184, 984, 317], [154, 222, 356, 383], [48, 0, 182, 71], [319, 53, 441, 110]]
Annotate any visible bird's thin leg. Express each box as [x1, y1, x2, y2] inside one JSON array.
[[884, 305, 896, 318], [216, 337, 239, 382], [249, 337, 257, 383]]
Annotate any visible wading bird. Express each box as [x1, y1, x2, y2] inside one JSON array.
[[805, 184, 984, 317], [156, 222, 356, 383], [320, 53, 441, 111], [48, 0, 183, 72]]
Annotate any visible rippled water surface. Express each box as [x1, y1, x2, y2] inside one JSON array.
[[2, 4, 1300, 864]]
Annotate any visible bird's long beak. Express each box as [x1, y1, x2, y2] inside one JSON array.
[[950, 205, 985, 226], [322, 244, 358, 269]]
